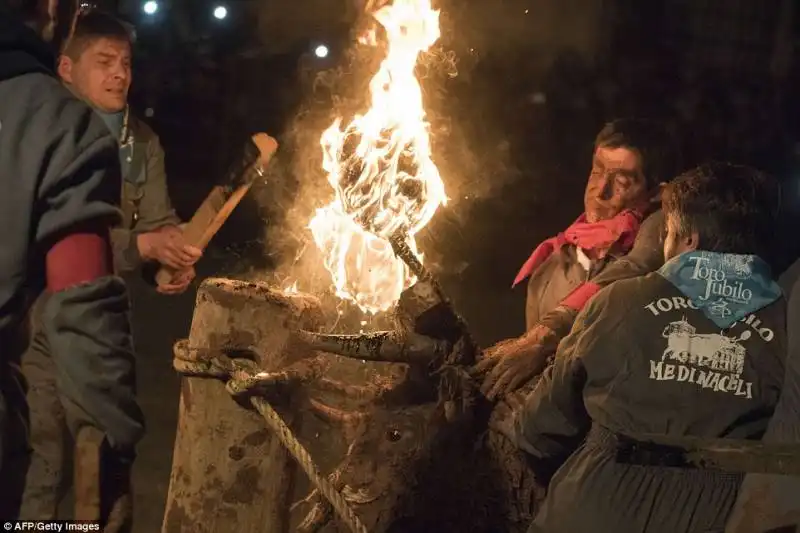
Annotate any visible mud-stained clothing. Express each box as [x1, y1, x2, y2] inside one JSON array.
[[726, 262, 800, 532], [18, 111, 174, 519], [529, 209, 664, 335], [0, 7, 143, 518], [488, 210, 665, 532], [515, 252, 787, 533]]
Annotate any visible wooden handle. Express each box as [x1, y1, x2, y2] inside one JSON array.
[[74, 426, 105, 521], [155, 133, 278, 287]]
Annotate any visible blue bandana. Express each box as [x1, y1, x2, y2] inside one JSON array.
[[659, 251, 782, 328]]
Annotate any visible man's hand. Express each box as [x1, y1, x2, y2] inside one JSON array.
[[156, 266, 196, 295], [473, 324, 556, 401], [487, 390, 527, 443], [136, 225, 202, 270]]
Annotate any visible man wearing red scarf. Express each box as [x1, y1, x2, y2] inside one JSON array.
[[477, 119, 682, 401]]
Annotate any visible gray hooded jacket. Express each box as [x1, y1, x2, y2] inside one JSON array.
[[0, 6, 144, 471]]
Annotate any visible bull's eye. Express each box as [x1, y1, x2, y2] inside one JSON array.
[[386, 429, 402, 442]]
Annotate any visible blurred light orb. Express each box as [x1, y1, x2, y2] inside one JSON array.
[[142, 1, 158, 15], [213, 5, 228, 20], [314, 44, 329, 58]]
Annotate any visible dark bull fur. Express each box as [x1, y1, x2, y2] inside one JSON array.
[[291, 281, 521, 533]]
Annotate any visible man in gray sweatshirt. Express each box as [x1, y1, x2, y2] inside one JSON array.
[[0, 0, 144, 523], [513, 163, 786, 533]]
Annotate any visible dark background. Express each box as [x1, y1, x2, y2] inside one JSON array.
[[62, 0, 800, 530]]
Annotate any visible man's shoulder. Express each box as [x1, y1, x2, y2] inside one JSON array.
[[129, 112, 159, 143], [0, 73, 116, 178], [637, 209, 664, 241], [592, 271, 668, 308], [0, 73, 111, 146]]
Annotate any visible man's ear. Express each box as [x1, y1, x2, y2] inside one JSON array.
[[685, 230, 700, 252], [57, 55, 73, 83]]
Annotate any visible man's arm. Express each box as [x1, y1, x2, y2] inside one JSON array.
[[512, 292, 609, 469], [479, 212, 664, 400], [111, 128, 180, 275], [35, 98, 145, 454], [539, 210, 664, 338], [133, 131, 181, 232]]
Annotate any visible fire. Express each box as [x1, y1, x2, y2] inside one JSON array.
[[284, 280, 299, 294], [308, 0, 446, 315]]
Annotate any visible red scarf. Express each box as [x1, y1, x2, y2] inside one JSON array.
[[512, 209, 643, 288]]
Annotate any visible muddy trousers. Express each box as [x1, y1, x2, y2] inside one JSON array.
[[528, 425, 743, 533], [0, 359, 32, 519], [16, 325, 72, 520]]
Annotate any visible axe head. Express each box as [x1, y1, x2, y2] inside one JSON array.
[[226, 133, 279, 189]]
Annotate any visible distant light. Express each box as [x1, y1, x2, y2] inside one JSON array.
[[213, 5, 228, 20], [142, 0, 158, 15], [314, 45, 329, 58]]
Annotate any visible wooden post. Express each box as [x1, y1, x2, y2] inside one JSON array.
[[161, 278, 323, 533]]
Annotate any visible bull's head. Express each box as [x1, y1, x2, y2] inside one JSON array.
[[294, 281, 501, 533]]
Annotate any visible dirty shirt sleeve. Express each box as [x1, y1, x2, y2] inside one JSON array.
[[35, 100, 144, 453], [513, 289, 612, 466], [135, 133, 180, 231], [539, 211, 664, 339], [110, 132, 181, 275]]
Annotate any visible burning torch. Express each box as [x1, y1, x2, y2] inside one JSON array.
[[154, 133, 278, 287]]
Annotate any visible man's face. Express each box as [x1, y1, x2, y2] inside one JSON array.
[[59, 38, 131, 113], [662, 212, 697, 262], [584, 145, 648, 223]]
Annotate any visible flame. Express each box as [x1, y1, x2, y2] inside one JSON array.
[[283, 280, 299, 294], [309, 0, 446, 315]]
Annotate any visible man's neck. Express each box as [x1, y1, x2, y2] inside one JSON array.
[[63, 83, 128, 140]]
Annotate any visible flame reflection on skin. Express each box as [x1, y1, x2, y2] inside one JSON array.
[[308, 0, 447, 315]]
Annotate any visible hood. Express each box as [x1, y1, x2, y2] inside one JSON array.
[[0, 1, 55, 81]]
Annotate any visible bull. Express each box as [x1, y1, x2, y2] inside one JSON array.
[[289, 278, 541, 533]]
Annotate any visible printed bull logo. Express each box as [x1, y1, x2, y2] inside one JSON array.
[[649, 318, 754, 399], [689, 255, 754, 305]]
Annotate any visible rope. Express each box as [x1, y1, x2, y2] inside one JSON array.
[[172, 340, 369, 533]]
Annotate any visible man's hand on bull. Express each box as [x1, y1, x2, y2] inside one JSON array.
[[137, 225, 202, 270], [156, 266, 196, 295], [488, 390, 527, 443], [474, 324, 556, 401]]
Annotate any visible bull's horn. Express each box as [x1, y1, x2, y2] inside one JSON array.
[[316, 377, 382, 400], [308, 398, 366, 425], [294, 330, 448, 363]]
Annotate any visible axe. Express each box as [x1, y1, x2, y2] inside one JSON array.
[[154, 133, 278, 287]]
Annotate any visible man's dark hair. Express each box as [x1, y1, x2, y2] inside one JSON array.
[[662, 162, 781, 258], [595, 118, 682, 189], [61, 10, 133, 59]]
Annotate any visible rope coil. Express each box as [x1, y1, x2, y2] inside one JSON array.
[[172, 340, 369, 533]]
